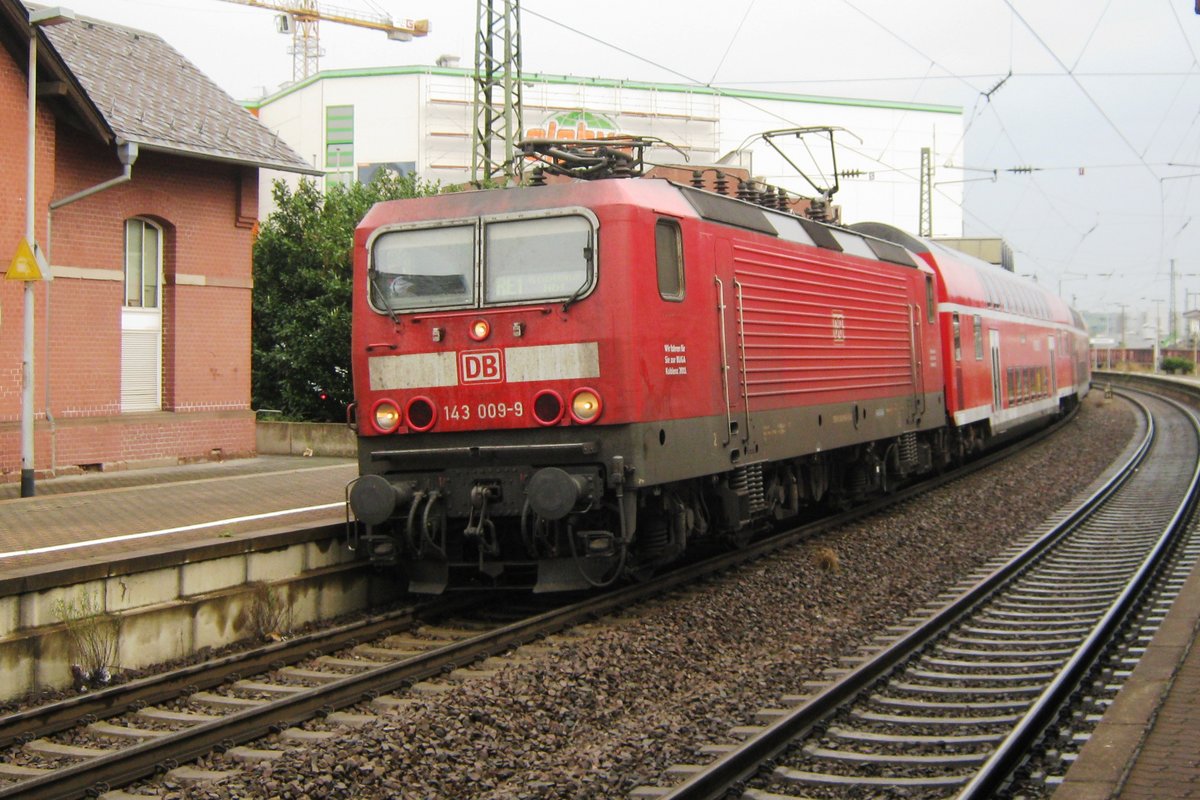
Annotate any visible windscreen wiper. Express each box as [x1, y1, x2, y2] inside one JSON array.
[[368, 270, 401, 327], [561, 237, 594, 313]]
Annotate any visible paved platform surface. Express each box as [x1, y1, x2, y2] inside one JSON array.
[[0, 456, 356, 575]]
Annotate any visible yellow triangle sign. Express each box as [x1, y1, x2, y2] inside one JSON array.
[[7, 239, 43, 281]]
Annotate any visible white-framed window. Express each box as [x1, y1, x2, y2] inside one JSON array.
[[124, 218, 161, 308], [121, 218, 164, 412]]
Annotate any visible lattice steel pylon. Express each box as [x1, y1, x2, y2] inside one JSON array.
[[472, 0, 523, 185], [216, 0, 429, 84], [918, 146, 933, 237], [288, 1, 320, 82]]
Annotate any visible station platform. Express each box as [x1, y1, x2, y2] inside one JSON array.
[[1056, 548, 1200, 798], [0, 456, 356, 577]]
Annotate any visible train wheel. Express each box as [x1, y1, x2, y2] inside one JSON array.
[[880, 443, 899, 494], [807, 463, 827, 504], [937, 433, 952, 474], [622, 559, 656, 584], [725, 527, 753, 549]]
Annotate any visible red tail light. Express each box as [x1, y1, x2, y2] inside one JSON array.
[[533, 389, 565, 425], [406, 396, 436, 431]]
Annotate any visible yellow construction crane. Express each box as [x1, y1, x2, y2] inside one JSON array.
[[217, 0, 430, 83]]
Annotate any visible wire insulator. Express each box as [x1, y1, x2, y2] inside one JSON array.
[[714, 171, 728, 196]]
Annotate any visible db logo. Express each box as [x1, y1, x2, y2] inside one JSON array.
[[460, 349, 504, 383]]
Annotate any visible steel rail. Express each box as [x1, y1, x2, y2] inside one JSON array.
[[656, 391, 1166, 800], [957, 391, 1200, 799], [0, 595, 479, 751], [0, 404, 1082, 799]]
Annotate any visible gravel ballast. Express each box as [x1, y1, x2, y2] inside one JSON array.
[[154, 394, 1135, 799]]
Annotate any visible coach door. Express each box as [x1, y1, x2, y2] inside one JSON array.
[[1049, 335, 1057, 398], [989, 329, 1002, 409]]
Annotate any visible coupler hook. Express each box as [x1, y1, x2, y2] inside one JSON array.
[[464, 484, 500, 557]]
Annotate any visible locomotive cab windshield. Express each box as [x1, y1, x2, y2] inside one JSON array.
[[368, 210, 597, 313]]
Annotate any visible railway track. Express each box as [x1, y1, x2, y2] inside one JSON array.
[[1008, 508, 1200, 796], [0, 405, 1090, 799], [639, 389, 1199, 800]]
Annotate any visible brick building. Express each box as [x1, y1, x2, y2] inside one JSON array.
[[0, 1, 314, 483]]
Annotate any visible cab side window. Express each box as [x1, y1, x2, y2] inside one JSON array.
[[655, 219, 684, 301]]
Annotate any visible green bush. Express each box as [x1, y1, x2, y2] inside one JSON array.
[[1160, 356, 1195, 375], [252, 173, 439, 421]]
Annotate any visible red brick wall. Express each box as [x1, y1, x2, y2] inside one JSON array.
[[0, 48, 259, 478]]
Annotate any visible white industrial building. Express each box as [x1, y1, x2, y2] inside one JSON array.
[[249, 64, 964, 235]]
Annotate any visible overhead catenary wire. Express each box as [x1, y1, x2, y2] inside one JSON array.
[[523, 0, 1091, 277], [1167, 0, 1200, 67], [834, 0, 1088, 241], [517, 0, 1197, 312], [1001, 0, 1160, 181], [1070, 0, 1115, 72], [707, 0, 757, 86], [520, 4, 926, 187], [726, 70, 1200, 86], [523, 1, 961, 202]]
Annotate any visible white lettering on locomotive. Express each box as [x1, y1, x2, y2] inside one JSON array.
[[663, 343, 688, 376], [832, 311, 846, 344], [460, 349, 504, 384]]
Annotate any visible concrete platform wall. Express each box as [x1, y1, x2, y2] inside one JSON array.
[[0, 527, 402, 701], [256, 421, 356, 458]]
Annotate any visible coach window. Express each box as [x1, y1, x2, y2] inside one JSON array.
[[973, 315, 984, 360], [655, 219, 684, 301], [925, 275, 935, 323], [952, 312, 962, 361], [982, 274, 997, 309]]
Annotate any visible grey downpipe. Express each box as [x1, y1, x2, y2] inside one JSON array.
[[42, 141, 139, 470]]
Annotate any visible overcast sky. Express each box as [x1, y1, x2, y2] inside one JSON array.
[[48, 0, 1200, 330]]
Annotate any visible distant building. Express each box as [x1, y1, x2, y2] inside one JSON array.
[[934, 237, 1014, 272], [0, 0, 315, 480], [248, 66, 965, 236]]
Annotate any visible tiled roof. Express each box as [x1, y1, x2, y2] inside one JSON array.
[[42, 14, 316, 174]]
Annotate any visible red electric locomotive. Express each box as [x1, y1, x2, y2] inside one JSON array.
[[347, 149, 1089, 593]]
